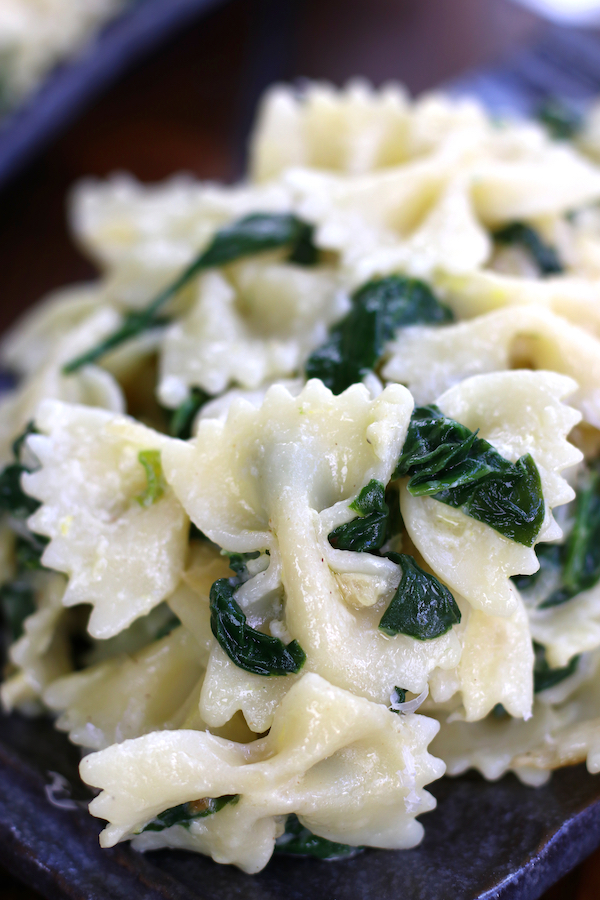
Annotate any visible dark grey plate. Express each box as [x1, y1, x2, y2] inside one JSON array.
[[0, 0, 230, 191], [4, 22, 600, 900]]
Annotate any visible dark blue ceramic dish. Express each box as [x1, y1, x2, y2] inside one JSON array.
[[0, 0, 229, 190], [3, 22, 600, 900]]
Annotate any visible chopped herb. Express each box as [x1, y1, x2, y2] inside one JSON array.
[[141, 795, 239, 832], [533, 642, 579, 693], [537, 98, 582, 141], [395, 405, 545, 547], [222, 550, 261, 581], [493, 222, 563, 276], [210, 578, 305, 676], [328, 480, 389, 552], [306, 276, 453, 394], [63, 213, 319, 373], [136, 450, 166, 507], [0, 421, 41, 519], [0, 581, 35, 642], [379, 553, 461, 640], [274, 814, 362, 860], [169, 388, 211, 440]]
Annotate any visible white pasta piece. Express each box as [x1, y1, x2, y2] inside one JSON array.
[[71, 174, 295, 310], [250, 80, 413, 180], [435, 269, 600, 339], [23, 401, 188, 638], [383, 306, 600, 428], [431, 652, 600, 782], [80, 673, 444, 872], [0, 308, 125, 464], [162, 380, 462, 723], [0, 0, 129, 105], [528, 582, 600, 669], [401, 372, 582, 619], [157, 264, 343, 406], [1, 571, 71, 713], [457, 590, 534, 721], [0, 283, 102, 377], [44, 624, 206, 750]]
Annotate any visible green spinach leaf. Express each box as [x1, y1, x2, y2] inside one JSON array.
[[306, 276, 453, 394], [209, 578, 306, 676], [169, 387, 211, 440], [63, 213, 319, 373], [379, 552, 461, 640], [0, 581, 36, 642], [493, 222, 563, 276], [222, 550, 261, 581], [537, 98, 582, 141], [395, 405, 544, 547], [141, 795, 239, 832], [533, 642, 579, 693], [516, 462, 600, 608], [274, 814, 362, 859], [328, 479, 389, 552]]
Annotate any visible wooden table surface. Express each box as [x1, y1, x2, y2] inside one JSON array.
[[0, 1, 597, 897]]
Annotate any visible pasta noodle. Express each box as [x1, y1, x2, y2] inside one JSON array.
[[3, 80, 600, 874]]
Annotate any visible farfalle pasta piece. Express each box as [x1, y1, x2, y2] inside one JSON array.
[[157, 264, 342, 406], [71, 174, 295, 310], [528, 582, 600, 669], [0, 308, 125, 464], [80, 673, 444, 873], [23, 401, 188, 638], [383, 305, 600, 428], [44, 621, 208, 751], [400, 372, 582, 619], [0, 571, 72, 713], [162, 380, 462, 724], [430, 651, 600, 784], [435, 269, 600, 339]]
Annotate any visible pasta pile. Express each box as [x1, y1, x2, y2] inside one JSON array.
[[0, 0, 130, 110], [3, 81, 600, 873]]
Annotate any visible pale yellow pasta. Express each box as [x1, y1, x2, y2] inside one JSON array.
[[81, 674, 444, 872], [23, 401, 188, 638]]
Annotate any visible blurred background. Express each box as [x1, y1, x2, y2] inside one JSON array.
[[1, 1, 600, 897]]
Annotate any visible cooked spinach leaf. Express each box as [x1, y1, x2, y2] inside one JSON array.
[[516, 463, 600, 608], [169, 388, 211, 440], [136, 450, 166, 507], [0, 421, 41, 519], [63, 213, 319, 373], [141, 795, 239, 832], [379, 553, 461, 640], [222, 550, 261, 581], [274, 814, 362, 860], [493, 222, 563, 276], [0, 581, 35, 642], [306, 276, 453, 394], [537, 98, 582, 141], [209, 578, 306, 676], [395, 405, 544, 547], [533, 642, 579, 693], [328, 479, 389, 552], [154, 613, 182, 641], [15, 532, 49, 570], [390, 686, 407, 707]]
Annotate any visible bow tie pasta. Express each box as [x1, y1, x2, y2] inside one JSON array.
[[4, 79, 600, 875], [80, 674, 443, 873]]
